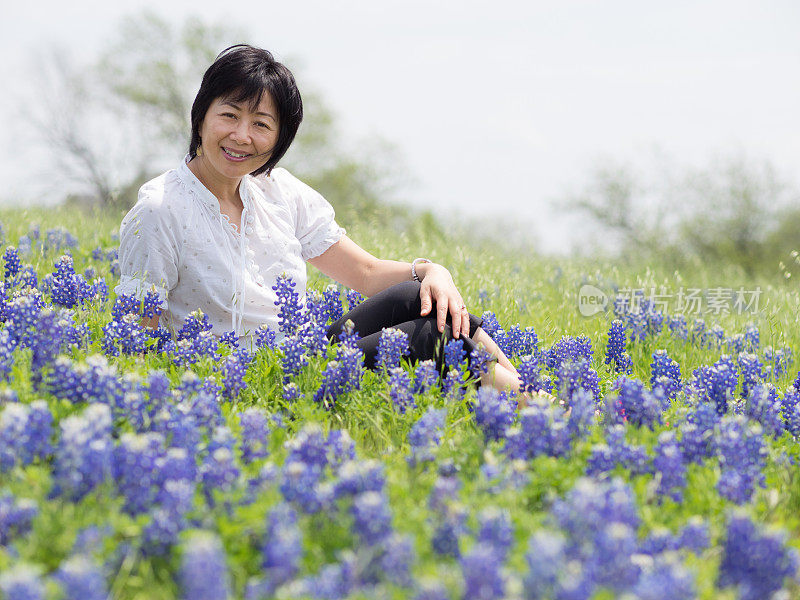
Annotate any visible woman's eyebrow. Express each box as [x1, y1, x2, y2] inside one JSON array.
[[222, 101, 276, 121]]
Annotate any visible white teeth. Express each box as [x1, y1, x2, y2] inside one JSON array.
[[224, 148, 249, 158]]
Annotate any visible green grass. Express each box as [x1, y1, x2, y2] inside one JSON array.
[[0, 204, 798, 599]]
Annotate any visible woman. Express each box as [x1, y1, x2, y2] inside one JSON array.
[[116, 44, 533, 401]]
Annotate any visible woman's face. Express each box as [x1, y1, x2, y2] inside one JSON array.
[[197, 91, 280, 180]]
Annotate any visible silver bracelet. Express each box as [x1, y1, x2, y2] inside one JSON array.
[[411, 257, 431, 282]]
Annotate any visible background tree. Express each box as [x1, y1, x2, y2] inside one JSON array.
[[561, 152, 800, 277]]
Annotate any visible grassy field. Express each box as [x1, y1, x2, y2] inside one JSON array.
[[0, 204, 798, 599]]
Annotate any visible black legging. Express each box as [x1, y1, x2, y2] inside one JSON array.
[[326, 281, 485, 373]]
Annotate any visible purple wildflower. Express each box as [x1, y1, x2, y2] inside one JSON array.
[[54, 555, 107, 600], [606, 319, 632, 375], [460, 544, 506, 600], [414, 359, 439, 393], [407, 406, 446, 465], [376, 327, 410, 370], [273, 274, 305, 336], [652, 432, 686, 502], [444, 338, 466, 370], [0, 564, 45, 600], [179, 532, 231, 600], [473, 387, 516, 442], [352, 491, 393, 546], [718, 513, 799, 600], [388, 367, 415, 413]]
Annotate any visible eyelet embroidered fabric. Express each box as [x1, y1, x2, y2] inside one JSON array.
[[115, 155, 346, 347]]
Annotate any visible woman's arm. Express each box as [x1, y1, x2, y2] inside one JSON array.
[[308, 236, 472, 338]]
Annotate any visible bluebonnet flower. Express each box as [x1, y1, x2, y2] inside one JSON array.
[[715, 415, 766, 504], [17, 235, 31, 255], [112, 432, 166, 515], [102, 312, 148, 357], [718, 512, 799, 600], [668, 314, 688, 340], [607, 376, 661, 428], [676, 517, 709, 553], [460, 544, 505, 599], [335, 319, 361, 349], [0, 402, 52, 470], [2, 246, 21, 282], [334, 459, 385, 499], [650, 350, 681, 401], [517, 354, 550, 395], [555, 358, 600, 403], [504, 399, 571, 461], [0, 492, 38, 545], [260, 503, 302, 591], [587, 424, 651, 477], [633, 555, 696, 600], [51, 404, 114, 501], [652, 432, 686, 502], [221, 355, 248, 400], [477, 507, 514, 560], [605, 319, 632, 375], [413, 581, 450, 600], [280, 333, 308, 382], [473, 387, 516, 442], [567, 388, 595, 440], [407, 406, 446, 465], [737, 352, 766, 398], [282, 382, 302, 403], [298, 556, 356, 599], [323, 284, 343, 322], [0, 330, 15, 381], [506, 324, 539, 358], [346, 288, 364, 310], [0, 564, 45, 600], [544, 335, 593, 371], [744, 383, 783, 437], [431, 504, 467, 557], [352, 491, 393, 546], [551, 478, 641, 593], [523, 529, 566, 600], [414, 359, 439, 393], [444, 338, 466, 370], [376, 533, 415, 588], [388, 367, 415, 413], [376, 327, 410, 370], [54, 555, 107, 600], [781, 387, 800, 436], [480, 311, 502, 337], [314, 360, 346, 407], [179, 532, 231, 600], [763, 345, 794, 379], [220, 330, 238, 347], [442, 368, 465, 401], [50, 255, 88, 308], [678, 422, 713, 464], [239, 408, 271, 464], [5, 288, 44, 346], [280, 460, 330, 514], [273, 274, 306, 336], [469, 344, 494, 380], [689, 355, 738, 415], [200, 447, 240, 505], [637, 528, 676, 555], [176, 309, 213, 341], [255, 324, 277, 350]]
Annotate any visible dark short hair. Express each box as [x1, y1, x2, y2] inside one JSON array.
[[189, 44, 303, 177]]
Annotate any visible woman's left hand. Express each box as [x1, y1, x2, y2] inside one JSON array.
[[418, 264, 471, 339]]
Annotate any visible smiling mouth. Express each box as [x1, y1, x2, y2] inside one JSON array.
[[222, 147, 252, 159]]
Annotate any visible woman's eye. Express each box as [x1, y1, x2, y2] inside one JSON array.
[[256, 122, 271, 130], [221, 112, 236, 119]]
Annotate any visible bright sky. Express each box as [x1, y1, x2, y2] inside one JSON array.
[[2, 0, 799, 253]]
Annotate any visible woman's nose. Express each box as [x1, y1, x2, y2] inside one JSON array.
[[230, 121, 251, 144]]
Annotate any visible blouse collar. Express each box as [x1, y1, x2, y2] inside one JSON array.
[[178, 154, 253, 212]]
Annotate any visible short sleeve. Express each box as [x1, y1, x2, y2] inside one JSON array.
[[269, 169, 346, 261], [115, 181, 180, 307]]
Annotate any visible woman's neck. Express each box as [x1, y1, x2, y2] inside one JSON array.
[[187, 156, 243, 208]]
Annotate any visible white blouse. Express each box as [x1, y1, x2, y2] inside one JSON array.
[[115, 156, 346, 346]]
